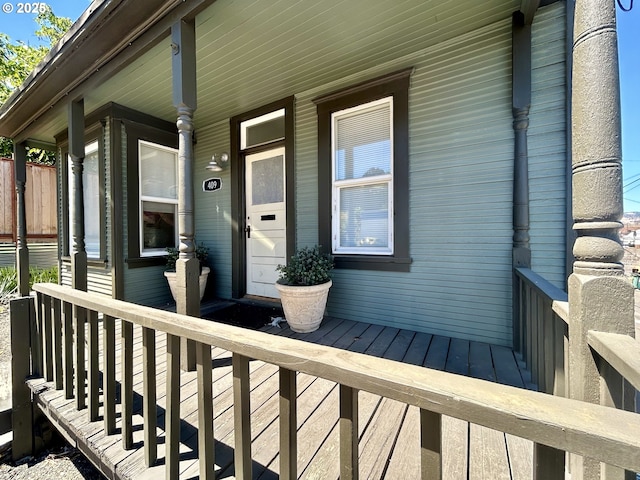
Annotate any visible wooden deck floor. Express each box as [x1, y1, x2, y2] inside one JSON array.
[[29, 314, 535, 480]]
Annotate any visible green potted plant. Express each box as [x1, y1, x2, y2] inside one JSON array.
[[275, 245, 333, 333], [164, 243, 210, 301]]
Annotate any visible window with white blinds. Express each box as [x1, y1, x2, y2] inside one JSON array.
[[331, 97, 394, 255], [138, 140, 179, 256]]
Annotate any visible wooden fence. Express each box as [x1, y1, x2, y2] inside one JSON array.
[[0, 157, 57, 243], [9, 282, 640, 479]]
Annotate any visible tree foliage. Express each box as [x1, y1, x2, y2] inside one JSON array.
[[0, 7, 72, 163]]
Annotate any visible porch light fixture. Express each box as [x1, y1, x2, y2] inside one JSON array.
[[206, 152, 229, 172]]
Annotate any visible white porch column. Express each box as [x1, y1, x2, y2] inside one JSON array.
[[569, 1, 635, 479]]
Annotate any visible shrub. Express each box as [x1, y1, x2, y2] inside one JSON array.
[[276, 246, 333, 286], [0, 265, 58, 295], [166, 243, 209, 272]]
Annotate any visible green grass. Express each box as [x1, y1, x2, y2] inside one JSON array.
[[0, 266, 58, 295]]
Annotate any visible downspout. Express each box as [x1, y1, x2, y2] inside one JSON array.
[[512, 11, 533, 351]]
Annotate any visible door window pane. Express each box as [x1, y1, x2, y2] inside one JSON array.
[[252, 155, 284, 205]]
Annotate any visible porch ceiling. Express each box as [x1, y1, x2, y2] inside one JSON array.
[[22, 0, 520, 142]]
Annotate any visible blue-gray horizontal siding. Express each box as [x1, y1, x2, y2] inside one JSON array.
[[296, 19, 516, 347], [194, 120, 233, 299], [528, 2, 567, 289]]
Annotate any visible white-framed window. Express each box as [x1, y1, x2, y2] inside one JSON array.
[[138, 140, 178, 256], [67, 140, 101, 258], [331, 97, 394, 255]]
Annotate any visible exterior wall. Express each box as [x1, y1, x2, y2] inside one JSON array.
[[187, 9, 567, 347], [296, 19, 515, 346], [194, 120, 233, 299], [528, 2, 568, 289]]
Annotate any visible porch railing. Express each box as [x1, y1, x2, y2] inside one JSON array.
[[11, 282, 640, 479], [514, 267, 569, 395]]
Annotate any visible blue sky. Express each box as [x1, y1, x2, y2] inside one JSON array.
[[1, 2, 639, 209]]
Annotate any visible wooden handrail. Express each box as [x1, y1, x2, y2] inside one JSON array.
[[588, 330, 640, 392], [31, 282, 640, 472], [514, 267, 568, 324]]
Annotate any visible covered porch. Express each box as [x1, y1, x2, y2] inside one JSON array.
[[22, 295, 535, 479], [9, 279, 640, 480]]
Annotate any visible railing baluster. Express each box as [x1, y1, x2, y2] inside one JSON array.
[[525, 285, 532, 373], [166, 333, 181, 480], [533, 443, 565, 480], [143, 326, 157, 466], [196, 341, 214, 479], [553, 314, 566, 397], [599, 362, 635, 479], [420, 409, 442, 479], [121, 320, 133, 449], [103, 315, 116, 434], [340, 384, 359, 480], [31, 292, 43, 377], [279, 367, 297, 480], [543, 302, 554, 394], [233, 353, 252, 480], [74, 305, 86, 410], [52, 297, 63, 390], [63, 301, 74, 399], [88, 309, 99, 421], [43, 294, 53, 381], [536, 295, 545, 390]]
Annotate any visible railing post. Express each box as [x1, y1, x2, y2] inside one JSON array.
[[569, 0, 635, 478], [196, 341, 214, 479], [10, 297, 35, 461]]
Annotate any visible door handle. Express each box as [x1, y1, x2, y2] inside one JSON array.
[[245, 225, 251, 238]]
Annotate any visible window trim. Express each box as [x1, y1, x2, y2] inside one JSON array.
[[314, 68, 412, 271]]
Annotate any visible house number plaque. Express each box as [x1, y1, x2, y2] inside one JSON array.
[[203, 178, 222, 192]]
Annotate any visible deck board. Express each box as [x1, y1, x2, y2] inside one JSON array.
[[28, 315, 535, 479]]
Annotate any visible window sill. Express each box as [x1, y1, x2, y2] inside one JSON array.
[[334, 255, 412, 272], [61, 256, 108, 268], [126, 256, 166, 269]]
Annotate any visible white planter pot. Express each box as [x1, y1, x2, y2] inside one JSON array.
[[164, 266, 210, 302], [275, 280, 332, 333]]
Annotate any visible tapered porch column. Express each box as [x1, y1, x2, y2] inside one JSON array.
[[14, 142, 29, 296], [172, 19, 198, 371], [69, 100, 87, 292], [569, 1, 635, 479], [512, 11, 532, 351]]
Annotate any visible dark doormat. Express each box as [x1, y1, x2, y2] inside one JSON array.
[[203, 302, 284, 330]]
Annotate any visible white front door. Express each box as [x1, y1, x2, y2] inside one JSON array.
[[245, 147, 286, 298]]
